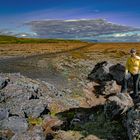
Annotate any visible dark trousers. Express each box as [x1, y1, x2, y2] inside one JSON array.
[[121, 73, 140, 96]]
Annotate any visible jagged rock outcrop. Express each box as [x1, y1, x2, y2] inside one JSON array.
[[1, 60, 140, 140], [0, 108, 9, 120], [126, 103, 140, 140], [88, 61, 113, 82], [104, 92, 140, 140], [1, 116, 28, 133], [11, 126, 46, 140], [88, 61, 127, 84], [88, 61, 140, 140], [0, 76, 10, 90], [0, 73, 77, 139], [104, 93, 134, 118], [109, 63, 125, 84], [96, 80, 121, 96], [0, 73, 103, 139]]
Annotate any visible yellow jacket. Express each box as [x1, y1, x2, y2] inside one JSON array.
[[126, 56, 140, 75]]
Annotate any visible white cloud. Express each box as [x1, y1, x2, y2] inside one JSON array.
[[113, 33, 127, 37], [26, 19, 138, 40]]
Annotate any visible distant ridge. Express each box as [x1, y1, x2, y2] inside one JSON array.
[[0, 35, 83, 44], [1, 19, 140, 42]]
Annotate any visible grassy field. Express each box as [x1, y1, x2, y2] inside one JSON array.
[[0, 35, 89, 58], [0, 35, 140, 59], [67, 42, 140, 63], [83, 43, 140, 53]]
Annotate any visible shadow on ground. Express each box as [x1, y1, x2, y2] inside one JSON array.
[[56, 105, 128, 140]]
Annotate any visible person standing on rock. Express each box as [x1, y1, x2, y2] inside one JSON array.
[[122, 48, 140, 98]]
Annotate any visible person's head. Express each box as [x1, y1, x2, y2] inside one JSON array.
[[130, 48, 136, 56]]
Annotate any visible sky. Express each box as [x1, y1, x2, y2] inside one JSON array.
[[0, 0, 140, 41]]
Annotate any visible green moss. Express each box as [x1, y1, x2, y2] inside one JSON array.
[[61, 110, 128, 139], [49, 111, 56, 117], [28, 116, 43, 126], [60, 111, 76, 121], [71, 91, 83, 98]]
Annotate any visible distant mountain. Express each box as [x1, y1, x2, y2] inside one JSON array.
[[25, 19, 140, 42]]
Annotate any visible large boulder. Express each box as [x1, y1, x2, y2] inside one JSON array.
[[0, 76, 10, 90], [109, 63, 125, 84], [0, 116, 28, 133], [88, 61, 113, 82], [97, 80, 121, 96], [11, 126, 46, 140], [82, 82, 106, 107], [104, 93, 134, 119], [88, 61, 134, 90], [88, 61, 125, 83], [0, 108, 9, 120], [0, 86, 50, 118], [21, 99, 50, 118], [126, 103, 140, 140]]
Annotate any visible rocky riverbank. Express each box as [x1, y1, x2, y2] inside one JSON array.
[[0, 61, 140, 140]]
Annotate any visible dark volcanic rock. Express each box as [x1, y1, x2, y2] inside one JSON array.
[[0, 76, 9, 90], [88, 61, 126, 84], [99, 80, 121, 96], [88, 61, 113, 81], [88, 61, 134, 89], [109, 63, 125, 84]]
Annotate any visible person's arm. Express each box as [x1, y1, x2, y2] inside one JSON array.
[[135, 55, 140, 74], [139, 59, 140, 74], [125, 58, 129, 75], [135, 55, 140, 60]]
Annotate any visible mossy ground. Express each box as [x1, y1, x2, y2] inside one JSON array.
[[57, 107, 128, 140]]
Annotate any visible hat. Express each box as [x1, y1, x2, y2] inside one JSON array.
[[130, 48, 136, 53]]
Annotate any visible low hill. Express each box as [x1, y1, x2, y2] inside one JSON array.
[[0, 35, 82, 44]]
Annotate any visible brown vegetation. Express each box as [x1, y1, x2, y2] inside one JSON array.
[[0, 42, 88, 59], [0, 42, 140, 59]]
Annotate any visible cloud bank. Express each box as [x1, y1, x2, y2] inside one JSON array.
[[94, 31, 140, 42], [1, 19, 140, 42], [25, 19, 140, 42]]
